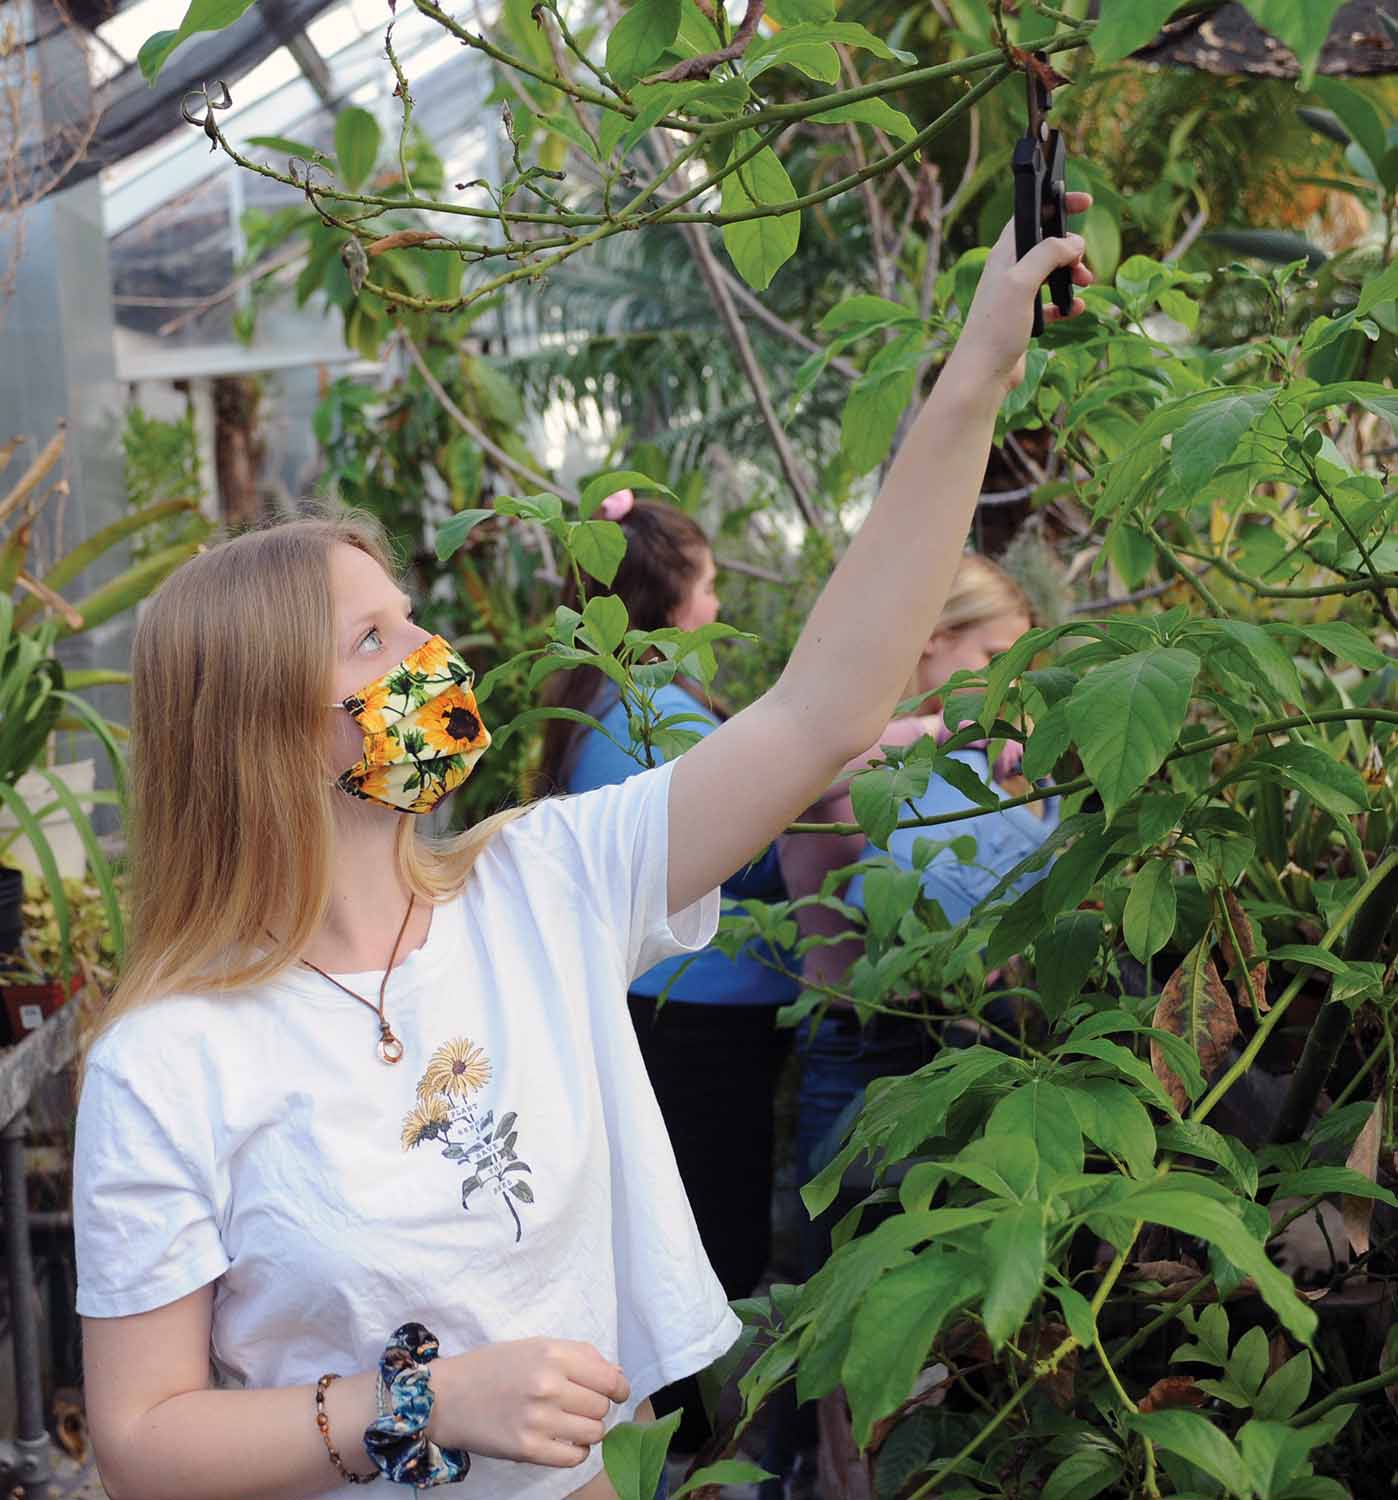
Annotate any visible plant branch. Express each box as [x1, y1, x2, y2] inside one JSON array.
[[784, 709, 1398, 836]]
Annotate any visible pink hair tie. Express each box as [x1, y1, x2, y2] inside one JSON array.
[[597, 489, 635, 521]]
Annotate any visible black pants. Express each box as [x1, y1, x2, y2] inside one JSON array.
[[628, 995, 791, 1448]]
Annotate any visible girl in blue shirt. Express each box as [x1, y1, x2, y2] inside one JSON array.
[[535, 494, 797, 1450]]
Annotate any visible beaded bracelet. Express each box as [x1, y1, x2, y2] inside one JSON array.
[[362, 1322, 471, 1488], [315, 1374, 378, 1486]]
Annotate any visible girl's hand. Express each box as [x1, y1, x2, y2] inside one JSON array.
[[950, 191, 1096, 397], [430, 1338, 631, 1467]]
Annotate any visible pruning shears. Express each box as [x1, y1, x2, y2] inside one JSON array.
[[1012, 51, 1073, 337]]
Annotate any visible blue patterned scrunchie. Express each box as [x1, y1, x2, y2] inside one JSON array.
[[363, 1323, 471, 1487]]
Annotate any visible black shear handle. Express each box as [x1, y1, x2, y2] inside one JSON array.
[[1013, 63, 1075, 337]]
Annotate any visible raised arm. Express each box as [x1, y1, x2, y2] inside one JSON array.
[[668, 207, 1092, 915]]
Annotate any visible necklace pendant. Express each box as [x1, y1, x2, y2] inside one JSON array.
[[377, 1026, 405, 1065]]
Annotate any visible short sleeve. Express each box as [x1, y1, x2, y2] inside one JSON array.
[[74, 1050, 231, 1318], [519, 758, 719, 981]]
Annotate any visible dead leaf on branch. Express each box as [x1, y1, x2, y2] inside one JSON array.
[[366, 230, 444, 257], [1151, 941, 1239, 1113], [1139, 1376, 1208, 1414], [1343, 1098, 1384, 1257], [1217, 887, 1269, 1012]]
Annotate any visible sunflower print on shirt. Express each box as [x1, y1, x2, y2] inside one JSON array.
[[401, 1037, 536, 1243], [337, 636, 491, 815]]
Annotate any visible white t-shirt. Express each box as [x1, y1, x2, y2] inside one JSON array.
[[74, 761, 738, 1500]]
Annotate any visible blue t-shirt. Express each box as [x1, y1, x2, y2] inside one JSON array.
[[565, 682, 799, 1007], [848, 749, 1059, 927]]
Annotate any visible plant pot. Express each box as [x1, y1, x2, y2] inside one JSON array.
[[0, 863, 21, 963], [0, 758, 96, 881], [0, 972, 80, 1044]]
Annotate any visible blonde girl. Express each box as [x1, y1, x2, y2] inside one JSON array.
[[73, 210, 1091, 1500]]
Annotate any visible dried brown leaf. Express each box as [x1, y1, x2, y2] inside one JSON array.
[[366, 229, 443, 257], [1151, 942, 1239, 1112], [1218, 888, 1269, 1012], [1343, 1099, 1384, 1256], [1139, 1376, 1207, 1414], [1130, 1259, 1203, 1287]]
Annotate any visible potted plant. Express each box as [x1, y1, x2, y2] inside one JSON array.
[[0, 423, 209, 1006]]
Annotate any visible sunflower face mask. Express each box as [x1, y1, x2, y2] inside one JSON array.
[[333, 636, 491, 814]]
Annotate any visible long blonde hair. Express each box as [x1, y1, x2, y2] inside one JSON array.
[[937, 552, 1033, 635], [86, 512, 523, 1053]]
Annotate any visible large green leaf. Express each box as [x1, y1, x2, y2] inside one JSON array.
[[1116, 1187, 1318, 1342], [981, 1202, 1047, 1350], [567, 520, 628, 587], [1239, 0, 1350, 86], [986, 1082, 1083, 1196], [1042, 1450, 1122, 1500], [810, 98, 917, 144], [138, 0, 256, 83], [602, 1409, 682, 1500], [721, 140, 802, 291], [579, 469, 677, 521], [1123, 858, 1177, 963], [843, 1250, 980, 1448], [1064, 1078, 1157, 1181], [1127, 1411, 1250, 1494], [606, 0, 684, 87], [1312, 79, 1398, 191], [1091, 0, 1181, 64], [335, 108, 382, 193], [1034, 910, 1104, 1018], [1247, 743, 1370, 820], [1067, 649, 1201, 821], [1170, 390, 1273, 490]]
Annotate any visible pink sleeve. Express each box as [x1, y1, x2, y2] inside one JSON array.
[[777, 718, 934, 990]]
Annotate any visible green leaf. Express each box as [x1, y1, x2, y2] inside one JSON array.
[[1170, 390, 1273, 491], [987, 1082, 1084, 1195], [1128, 1411, 1250, 1494], [745, 21, 916, 81], [1156, 1120, 1258, 1197], [1247, 744, 1370, 819], [1115, 1188, 1317, 1343], [581, 594, 630, 656], [1065, 1078, 1157, 1181], [1239, 0, 1350, 86], [602, 1409, 682, 1500], [1286, 621, 1392, 669], [841, 357, 919, 474], [1209, 621, 1305, 707], [1067, 649, 1200, 822], [768, 0, 836, 19], [606, 0, 684, 87], [1312, 78, 1398, 191], [1034, 910, 1105, 1018], [1124, 859, 1178, 964], [809, 98, 918, 144], [246, 135, 334, 166], [1265, 943, 1351, 976], [844, 1251, 981, 1448], [138, 0, 256, 82], [579, 469, 677, 521], [1041, 1449, 1123, 1500], [1253, 1352, 1312, 1422], [567, 520, 628, 586], [435, 509, 496, 561], [1091, 0, 1181, 64], [721, 139, 801, 291], [981, 1202, 1046, 1351], [850, 758, 932, 850], [671, 1462, 774, 1500], [335, 108, 382, 193], [1356, 258, 1398, 318]]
